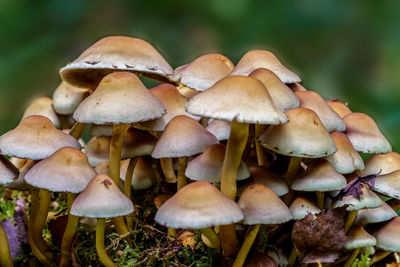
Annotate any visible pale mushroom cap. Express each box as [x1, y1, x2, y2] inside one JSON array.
[[249, 68, 300, 111], [89, 124, 113, 137], [185, 75, 288, 124], [70, 174, 134, 218], [325, 131, 365, 174], [205, 119, 231, 141], [155, 181, 244, 228], [172, 53, 234, 91], [345, 225, 376, 250], [326, 100, 352, 119], [23, 97, 60, 128], [295, 91, 346, 132], [238, 184, 292, 225], [259, 107, 337, 158], [0, 156, 19, 185], [5, 160, 35, 191], [185, 144, 250, 183], [291, 160, 347, 192], [359, 152, 400, 176], [332, 185, 382, 211], [0, 115, 81, 160], [73, 72, 166, 124], [354, 200, 397, 225], [25, 147, 96, 193], [374, 217, 400, 252], [52, 82, 89, 115], [151, 116, 219, 158], [230, 50, 301, 83], [60, 36, 173, 88], [118, 158, 157, 190], [372, 170, 400, 200], [289, 197, 321, 220], [85, 136, 110, 167], [344, 113, 392, 154]]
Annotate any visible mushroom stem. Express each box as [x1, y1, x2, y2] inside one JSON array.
[[200, 227, 221, 254], [60, 193, 79, 267], [286, 156, 302, 184], [316, 191, 324, 209], [124, 158, 137, 230], [344, 210, 357, 233], [69, 122, 87, 140], [232, 224, 260, 267], [168, 228, 177, 240], [160, 158, 177, 183], [255, 124, 268, 167], [109, 124, 128, 185], [287, 246, 297, 267], [343, 248, 360, 267], [0, 221, 14, 267], [369, 251, 391, 265], [200, 117, 208, 127], [177, 157, 188, 191], [96, 218, 117, 267]]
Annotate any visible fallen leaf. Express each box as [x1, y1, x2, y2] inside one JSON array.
[[335, 171, 381, 201]]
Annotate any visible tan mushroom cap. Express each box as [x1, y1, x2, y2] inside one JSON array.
[[140, 84, 199, 131], [295, 91, 346, 132], [205, 120, 231, 141], [354, 200, 397, 225], [154, 194, 171, 210], [230, 50, 301, 84], [249, 68, 300, 111], [345, 225, 376, 250], [373, 217, 400, 252], [89, 124, 113, 137], [5, 160, 36, 191], [23, 97, 60, 128], [155, 181, 244, 228], [172, 53, 234, 91], [86, 136, 111, 166], [185, 75, 288, 124], [52, 82, 89, 115], [238, 184, 292, 225], [289, 82, 307, 92], [60, 36, 173, 88], [325, 131, 364, 174], [332, 185, 382, 211], [25, 147, 96, 193], [289, 197, 321, 220], [70, 174, 134, 218], [185, 144, 250, 183], [119, 158, 157, 190], [372, 170, 400, 200], [344, 113, 392, 154], [0, 115, 81, 160], [0, 156, 19, 185], [73, 72, 166, 124], [326, 100, 352, 119], [151, 116, 219, 158], [291, 160, 347, 192], [259, 107, 337, 158], [359, 152, 400, 176]]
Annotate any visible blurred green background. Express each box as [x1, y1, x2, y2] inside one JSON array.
[[1, 0, 399, 151]]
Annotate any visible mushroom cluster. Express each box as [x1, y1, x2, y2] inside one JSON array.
[[0, 35, 399, 267]]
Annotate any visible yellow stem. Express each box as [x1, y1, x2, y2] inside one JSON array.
[[255, 124, 268, 167], [96, 218, 117, 267], [69, 122, 86, 140], [369, 251, 391, 265], [168, 228, 177, 241], [60, 193, 79, 267], [288, 246, 297, 267], [109, 124, 128, 185], [344, 210, 357, 233], [200, 227, 221, 254], [177, 157, 188, 191], [124, 158, 137, 230], [200, 117, 208, 127], [0, 221, 14, 267], [316, 191, 324, 209], [160, 158, 177, 183], [286, 156, 302, 184], [232, 224, 260, 267], [344, 248, 360, 267]]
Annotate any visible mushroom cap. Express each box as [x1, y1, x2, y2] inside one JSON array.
[[205, 119, 231, 141], [354, 200, 397, 225], [372, 170, 400, 200], [238, 184, 292, 225], [60, 36, 173, 88], [185, 144, 250, 183], [344, 113, 392, 154], [25, 147, 96, 193], [249, 68, 300, 111], [359, 152, 400, 176], [332, 185, 382, 211], [373, 217, 400, 252], [23, 97, 60, 128], [325, 131, 364, 174], [295, 91, 346, 132], [5, 160, 36, 191], [185, 75, 288, 124], [289, 197, 321, 220], [229, 50, 301, 83], [291, 159, 347, 192], [345, 225, 376, 250], [117, 158, 157, 190], [0, 156, 19, 185], [70, 174, 134, 218], [89, 124, 113, 137], [0, 115, 81, 160], [85, 136, 111, 166], [73, 72, 166, 124], [326, 100, 352, 119], [172, 53, 234, 91], [151, 116, 219, 158], [155, 181, 244, 228], [52, 82, 89, 115], [259, 107, 337, 158]]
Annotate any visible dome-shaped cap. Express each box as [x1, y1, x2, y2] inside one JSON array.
[[238, 184, 292, 225], [325, 131, 364, 174], [249, 68, 300, 111], [372, 170, 400, 200], [52, 82, 89, 115], [326, 100, 352, 119], [344, 113, 391, 154], [119, 158, 157, 190], [185, 144, 250, 183], [345, 225, 376, 250], [185, 76, 288, 124], [332, 185, 382, 211], [291, 159, 347, 192], [23, 97, 60, 128], [25, 147, 96, 193], [359, 152, 400, 176], [60, 36, 173, 88], [0, 115, 81, 160], [151, 116, 219, 158], [354, 200, 397, 225], [259, 107, 337, 158], [229, 50, 301, 84], [73, 72, 166, 124], [205, 120, 231, 141], [289, 197, 321, 220], [85, 136, 111, 166], [70, 174, 134, 218], [172, 54, 234, 91], [155, 181, 244, 228], [295, 91, 346, 132], [0, 156, 19, 185], [373, 217, 400, 252]]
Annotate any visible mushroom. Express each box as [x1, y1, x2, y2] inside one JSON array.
[[206, 119, 231, 141], [326, 99, 352, 118], [357, 152, 400, 176], [22, 97, 60, 128], [289, 197, 321, 220], [0, 220, 13, 267], [52, 81, 89, 115], [344, 225, 376, 267], [354, 200, 397, 225], [0, 155, 19, 185], [371, 217, 400, 265]]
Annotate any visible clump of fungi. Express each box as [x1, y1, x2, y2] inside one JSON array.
[[0, 35, 399, 267]]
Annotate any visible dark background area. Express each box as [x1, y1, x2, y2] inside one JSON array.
[[1, 0, 399, 151]]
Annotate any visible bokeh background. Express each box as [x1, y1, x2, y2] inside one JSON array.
[[1, 0, 400, 151]]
